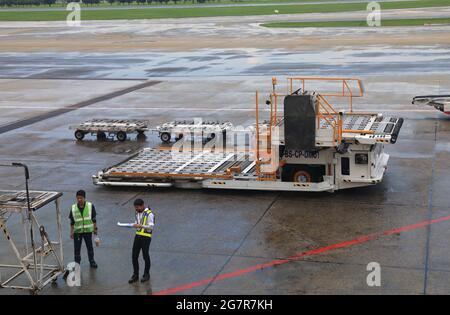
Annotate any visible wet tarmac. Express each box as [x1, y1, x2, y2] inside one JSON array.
[[1, 14, 450, 295]]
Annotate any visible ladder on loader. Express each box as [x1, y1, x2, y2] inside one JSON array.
[[94, 76, 403, 192]]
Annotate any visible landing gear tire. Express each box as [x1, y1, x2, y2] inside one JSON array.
[[175, 134, 184, 142], [137, 131, 146, 141], [160, 132, 171, 143], [117, 131, 127, 142], [74, 130, 85, 141]]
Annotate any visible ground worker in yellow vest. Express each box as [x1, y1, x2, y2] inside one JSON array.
[[69, 190, 98, 269], [128, 198, 154, 284]]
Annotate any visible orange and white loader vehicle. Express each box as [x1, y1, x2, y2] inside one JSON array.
[[93, 77, 403, 192]]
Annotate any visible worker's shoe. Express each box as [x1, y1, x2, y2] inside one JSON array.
[[141, 273, 150, 283], [128, 274, 139, 284], [90, 261, 98, 269]]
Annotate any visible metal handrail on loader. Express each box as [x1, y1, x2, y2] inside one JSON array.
[[289, 77, 376, 146]]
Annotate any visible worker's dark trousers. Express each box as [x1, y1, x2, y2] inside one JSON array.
[[74, 233, 95, 264], [132, 235, 151, 276]]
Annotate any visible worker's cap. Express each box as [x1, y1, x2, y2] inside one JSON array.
[[76, 190, 86, 198], [134, 198, 145, 206]]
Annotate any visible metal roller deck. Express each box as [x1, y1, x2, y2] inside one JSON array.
[[70, 118, 150, 141], [95, 148, 257, 186], [0, 190, 65, 294]]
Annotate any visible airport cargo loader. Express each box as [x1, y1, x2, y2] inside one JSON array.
[[93, 77, 403, 192], [70, 119, 150, 141]]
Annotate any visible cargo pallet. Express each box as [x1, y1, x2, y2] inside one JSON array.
[[0, 184, 64, 294]]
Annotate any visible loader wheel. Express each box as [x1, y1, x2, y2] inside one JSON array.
[[116, 131, 127, 142], [160, 132, 171, 143], [74, 130, 85, 141], [63, 269, 70, 281], [292, 170, 312, 183]]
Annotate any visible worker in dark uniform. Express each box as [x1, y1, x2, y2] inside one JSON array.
[[129, 199, 154, 284], [69, 190, 98, 268]]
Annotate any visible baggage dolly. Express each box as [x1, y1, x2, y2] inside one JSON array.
[[70, 119, 150, 142]]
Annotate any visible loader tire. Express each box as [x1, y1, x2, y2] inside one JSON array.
[[97, 132, 106, 141]]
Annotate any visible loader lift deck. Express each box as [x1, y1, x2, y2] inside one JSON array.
[[70, 119, 150, 141], [412, 95, 450, 114]]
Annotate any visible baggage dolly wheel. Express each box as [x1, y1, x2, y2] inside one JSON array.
[[117, 131, 127, 142], [160, 132, 171, 143], [97, 132, 106, 141], [74, 130, 85, 141]]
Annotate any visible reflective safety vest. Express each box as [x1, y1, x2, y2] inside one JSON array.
[[72, 202, 94, 234], [136, 209, 153, 238]]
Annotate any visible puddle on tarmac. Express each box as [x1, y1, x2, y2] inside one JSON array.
[[1, 45, 450, 79]]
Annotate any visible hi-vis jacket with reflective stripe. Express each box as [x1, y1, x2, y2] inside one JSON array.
[[72, 202, 94, 234], [136, 209, 154, 238]]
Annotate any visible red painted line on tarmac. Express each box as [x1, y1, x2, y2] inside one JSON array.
[[153, 214, 450, 295]]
